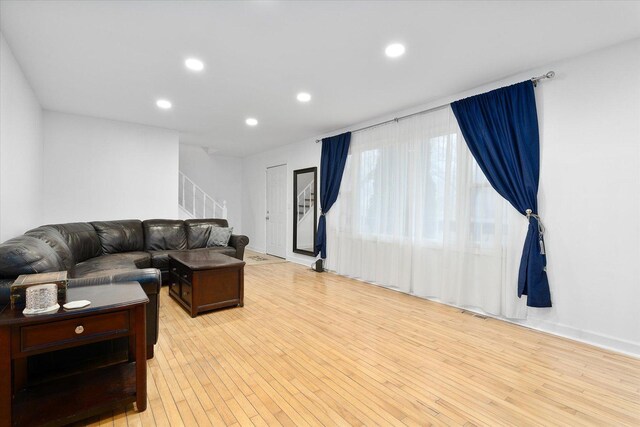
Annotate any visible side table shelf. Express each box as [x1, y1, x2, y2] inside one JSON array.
[[0, 282, 148, 427], [12, 363, 138, 427]]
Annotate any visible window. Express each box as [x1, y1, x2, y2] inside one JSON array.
[[326, 106, 525, 318], [341, 116, 500, 249]]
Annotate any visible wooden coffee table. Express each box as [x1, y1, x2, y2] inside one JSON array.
[[0, 282, 148, 427], [168, 252, 245, 317]]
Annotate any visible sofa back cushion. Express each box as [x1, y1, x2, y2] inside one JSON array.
[[91, 220, 144, 254], [24, 226, 76, 270], [49, 223, 103, 263], [143, 219, 187, 251], [0, 236, 64, 279], [184, 219, 229, 249]]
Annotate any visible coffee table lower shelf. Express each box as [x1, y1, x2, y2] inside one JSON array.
[[12, 362, 137, 427]]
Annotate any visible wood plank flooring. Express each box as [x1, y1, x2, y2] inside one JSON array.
[[79, 262, 639, 426]]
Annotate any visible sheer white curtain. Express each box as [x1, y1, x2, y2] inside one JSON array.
[[325, 107, 528, 319]]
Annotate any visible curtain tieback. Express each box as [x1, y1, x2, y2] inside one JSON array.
[[320, 212, 326, 216], [525, 209, 546, 255]]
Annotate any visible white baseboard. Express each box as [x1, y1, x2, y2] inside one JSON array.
[[287, 254, 316, 268], [511, 318, 640, 358], [245, 246, 316, 268], [420, 296, 640, 358], [324, 272, 640, 359], [246, 245, 266, 254], [241, 251, 639, 358]]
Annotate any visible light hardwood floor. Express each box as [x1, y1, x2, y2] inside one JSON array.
[[81, 262, 639, 426]]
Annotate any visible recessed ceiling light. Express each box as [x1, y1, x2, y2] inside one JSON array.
[[185, 58, 204, 71], [156, 99, 172, 109], [297, 92, 311, 103], [385, 43, 406, 58], [245, 118, 258, 126]]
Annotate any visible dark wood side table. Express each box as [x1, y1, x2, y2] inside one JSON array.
[[0, 282, 148, 427], [169, 252, 245, 317]]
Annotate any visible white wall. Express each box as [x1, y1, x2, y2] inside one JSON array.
[[0, 32, 43, 240], [242, 141, 321, 265], [523, 39, 640, 356], [242, 38, 640, 356], [43, 111, 179, 223], [178, 144, 243, 231]]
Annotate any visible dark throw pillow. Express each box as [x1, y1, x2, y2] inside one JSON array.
[[207, 227, 233, 247]]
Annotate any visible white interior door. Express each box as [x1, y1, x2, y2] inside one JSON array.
[[266, 164, 287, 258]]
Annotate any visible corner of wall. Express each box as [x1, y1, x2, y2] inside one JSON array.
[[0, 31, 44, 241]]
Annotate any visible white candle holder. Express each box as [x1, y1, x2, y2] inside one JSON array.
[[23, 283, 60, 315]]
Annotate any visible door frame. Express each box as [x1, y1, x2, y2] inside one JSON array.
[[292, 166, 317, 257], [265, 163, 287, 258]]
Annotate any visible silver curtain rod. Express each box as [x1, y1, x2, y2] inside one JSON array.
[[531, 71, 555, 86], [315, 71, 555, 143]]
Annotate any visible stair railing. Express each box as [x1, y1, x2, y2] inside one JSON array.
[[179, 171, 227, 219]]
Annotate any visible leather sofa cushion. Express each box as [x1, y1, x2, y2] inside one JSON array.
[[0, 236, 64, 278], [70, 252, 151, 278], [68, 267, 160, 295], [91, 220, 144, 253], [24, 225, 75, 270], [148, 250, 185, 271], [49, 223, 103, 263], [184, 218, 229, 249], [71, 260, 133, 278], [112, 251, 151, 268], [143, 220, 187, 251]]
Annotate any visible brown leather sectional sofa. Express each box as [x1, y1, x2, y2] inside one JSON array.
[[0, 218, 249, 357]]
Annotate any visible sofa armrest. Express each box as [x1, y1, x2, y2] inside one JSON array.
[[68, 268, 161, 295], [0, 278, 13, 305], [228, 234, 250, 260]]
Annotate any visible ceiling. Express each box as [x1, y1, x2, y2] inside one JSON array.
[[2, 1, 640, 157]]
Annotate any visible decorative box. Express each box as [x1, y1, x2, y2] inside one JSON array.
[[10, 271, 68, 309]]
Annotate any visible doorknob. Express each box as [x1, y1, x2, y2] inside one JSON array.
[[266, 216, 270, 220]]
